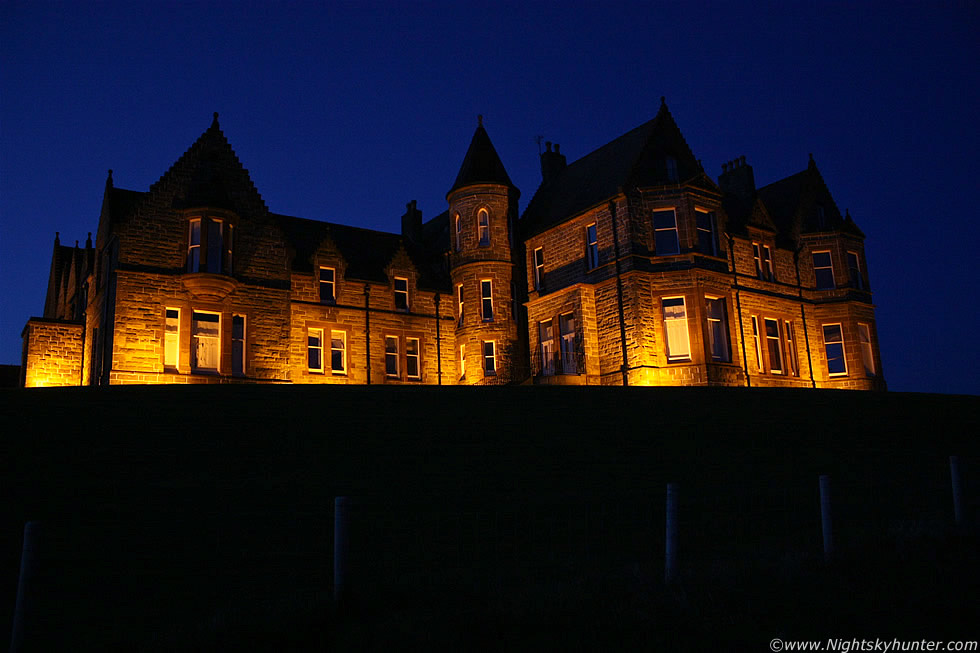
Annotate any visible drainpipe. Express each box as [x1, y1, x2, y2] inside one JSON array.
[[364, 284, 371, 385], [795, 247, 816, 388], [729, 234, 751, 387], [435, 292, 442, 385], [610, 197, 629, 386]]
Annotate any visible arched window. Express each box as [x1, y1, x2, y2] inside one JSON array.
[[454, 213, 462, 251], [478, 209, 490, 246]]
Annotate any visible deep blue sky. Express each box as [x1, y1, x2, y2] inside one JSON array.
[[2, 1, 977, 394]]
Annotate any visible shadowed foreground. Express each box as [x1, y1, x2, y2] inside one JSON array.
[[2, 385, 978, 649]]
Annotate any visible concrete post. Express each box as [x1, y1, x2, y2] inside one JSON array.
[[10, 521, 41, 653], [333, 497, 350, 604], [819, 475, 833, 563], [950, 456, 964, 526], [665, 483, 678, 584]]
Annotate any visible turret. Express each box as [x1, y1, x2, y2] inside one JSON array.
[[447, 116, 524, 384]]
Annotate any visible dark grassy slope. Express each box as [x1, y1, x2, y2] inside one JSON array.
[[1, 386, 978, 649]]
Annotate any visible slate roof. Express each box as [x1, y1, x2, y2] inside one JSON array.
[[757, 160, 864, 240], [521, 100, 711, 238], [448, 122, 515, 195]]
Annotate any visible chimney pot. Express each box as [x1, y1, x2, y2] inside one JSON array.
[[554, 144, 560, 154], [545, 141, 552, 152]]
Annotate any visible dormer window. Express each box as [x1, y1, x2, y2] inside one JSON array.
[[187, 215, 232, 274], [478, 209, 490, 246], [666, 156, 679, 182], [319, 266, 336, 303], [394, 277, 409, 311]]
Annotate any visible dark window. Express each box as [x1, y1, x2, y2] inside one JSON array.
[[483, 341, 496, 375], [653, 210, 679, 255], [478, 210, 490, 246], [394, 277, 409, 310], [406, 337, 420, 379], [308, 329, 323, 372], [481, 280, 493, 321], [706, 298, 730, 362], [696, 212, 718, 256], [586, 223, 598, 269], [765, 318, 783, 374], [385, 336, 399, 377], [319, 267, 336, 303], [847, 251, 863, 289], [823, 324, 847, 376], [533, 247, 544, 290], [232, 315, 245, 376], [813, 252, 835, 290]]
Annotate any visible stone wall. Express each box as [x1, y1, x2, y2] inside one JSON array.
[[21, 319, 84, 387]]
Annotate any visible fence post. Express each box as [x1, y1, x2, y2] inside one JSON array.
[[950, 456, 964, 527], [10, 521, 42, 653], [819, 475, 833, 563], [665, 483, 678, 584], [334, 497, 350, 605]]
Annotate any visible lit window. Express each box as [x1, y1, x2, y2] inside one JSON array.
[[232, 315, 245, 377], [533, 247, 545, 290], [165, 308, 179, 370], [319, 267, 336, 303], [785, 320, 799, 377], [308, 328, 323, 373], [823, 324, 847, 376], [586, 223, 598, 270], [765, 318, 783, 374], [331, 330, 346, 374], [478, 209, 490, 246], [454, 213, 462, 251], [705, 298, 730, 363], [483, 341, 496, 375], [696, 210, 718, 256], [762, 246, 774, 281], [858, 323, 875, 377], [847, 251, 864, 290], [457, 283, 464, 327], [191, 312, 220, 372], [653, 209, 679, 255], [539, 320, 555, 376], [560, 313, 577, 374], [385, 336, 399, 377], [751, 316, 764, 372], [459, 344, 466, 379], [406, 337, 420, 379], [662, 297, 690, 361], [813, 251, 834, 290], [666, 156, 679, 182], [481, 280, 493, 321], [394, 277, 409, 311]]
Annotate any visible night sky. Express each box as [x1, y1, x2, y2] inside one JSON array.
[[2, 2, 977, 395]]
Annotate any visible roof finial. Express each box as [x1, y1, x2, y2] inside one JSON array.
[[86, 232, 93, 248], [477, 114, 483, 127], [845, 208, 852, 221], [55, 232, 60, 246], [106, 169, 113, 186], [808, 152, 815, 167], [661, 96, 666, 106], [212, 112, 219, 127]]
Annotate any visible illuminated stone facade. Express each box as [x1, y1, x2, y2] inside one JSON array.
[[22, 103, 885, 389]]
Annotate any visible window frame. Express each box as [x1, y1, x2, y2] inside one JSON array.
[[308, 327, 324, 373], [478, 209, 490, 246], [823, 323, 848, 377], [385, 335, 400, 378], [695, 209, 718, 257], [406, 336, 421, 380], [232, 314, 246, 377], [319, 266, 336, 304], [662, 296, 691, 362], [847, 250, 864, 290], [459, 344, 466, 379], [187, 219, 201, 272], [533, 247, 545, 290], [164, 308, 180, 371], [764, 318, 784, 374], [762, 245, 774, 281], [784, 320, 799, 377], [858, 322, 875, 377], [751, 316, 764, 372], [539, 319, 555, 376], [394, 276, 409, 311], [705, 297, 731, 363], [330, 329, 347, 375], [586, 223, 599, 270], [813, 251, 835, 290], [653, 209, 680, 256], [456, 283, 464, 327], [454, 213, 462, 251], [559, 312, 577, 374], [481, 279, 493, 322], [191, 310, 221, 373], [483, 340, 496, 376]]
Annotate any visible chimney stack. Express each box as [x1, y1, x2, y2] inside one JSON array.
[[401, 200, 423, 244], [718, 154, 756, 207], [540, 140, 567, 184]]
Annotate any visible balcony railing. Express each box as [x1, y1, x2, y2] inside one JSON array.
[[532, 344, 585, 378]]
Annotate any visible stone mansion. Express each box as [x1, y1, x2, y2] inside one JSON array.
[[21, 101, 885, 389]]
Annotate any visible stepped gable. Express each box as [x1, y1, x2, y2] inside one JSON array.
[[758, 155, 863, 243], [447, 119, 515, 195], [522, 99, 714, 238], [148, 113, 268, 216]]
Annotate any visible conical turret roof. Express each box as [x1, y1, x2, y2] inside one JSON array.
[[448, 118, 515, 196]]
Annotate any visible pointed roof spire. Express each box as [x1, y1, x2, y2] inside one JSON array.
[[448, 118, 516, 196], [86, 232, 93, 248], [808, 152, 816, 169], [54, 231, 60, 246], [106, 169, 113, 188], [212, 112, 220, 128]]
